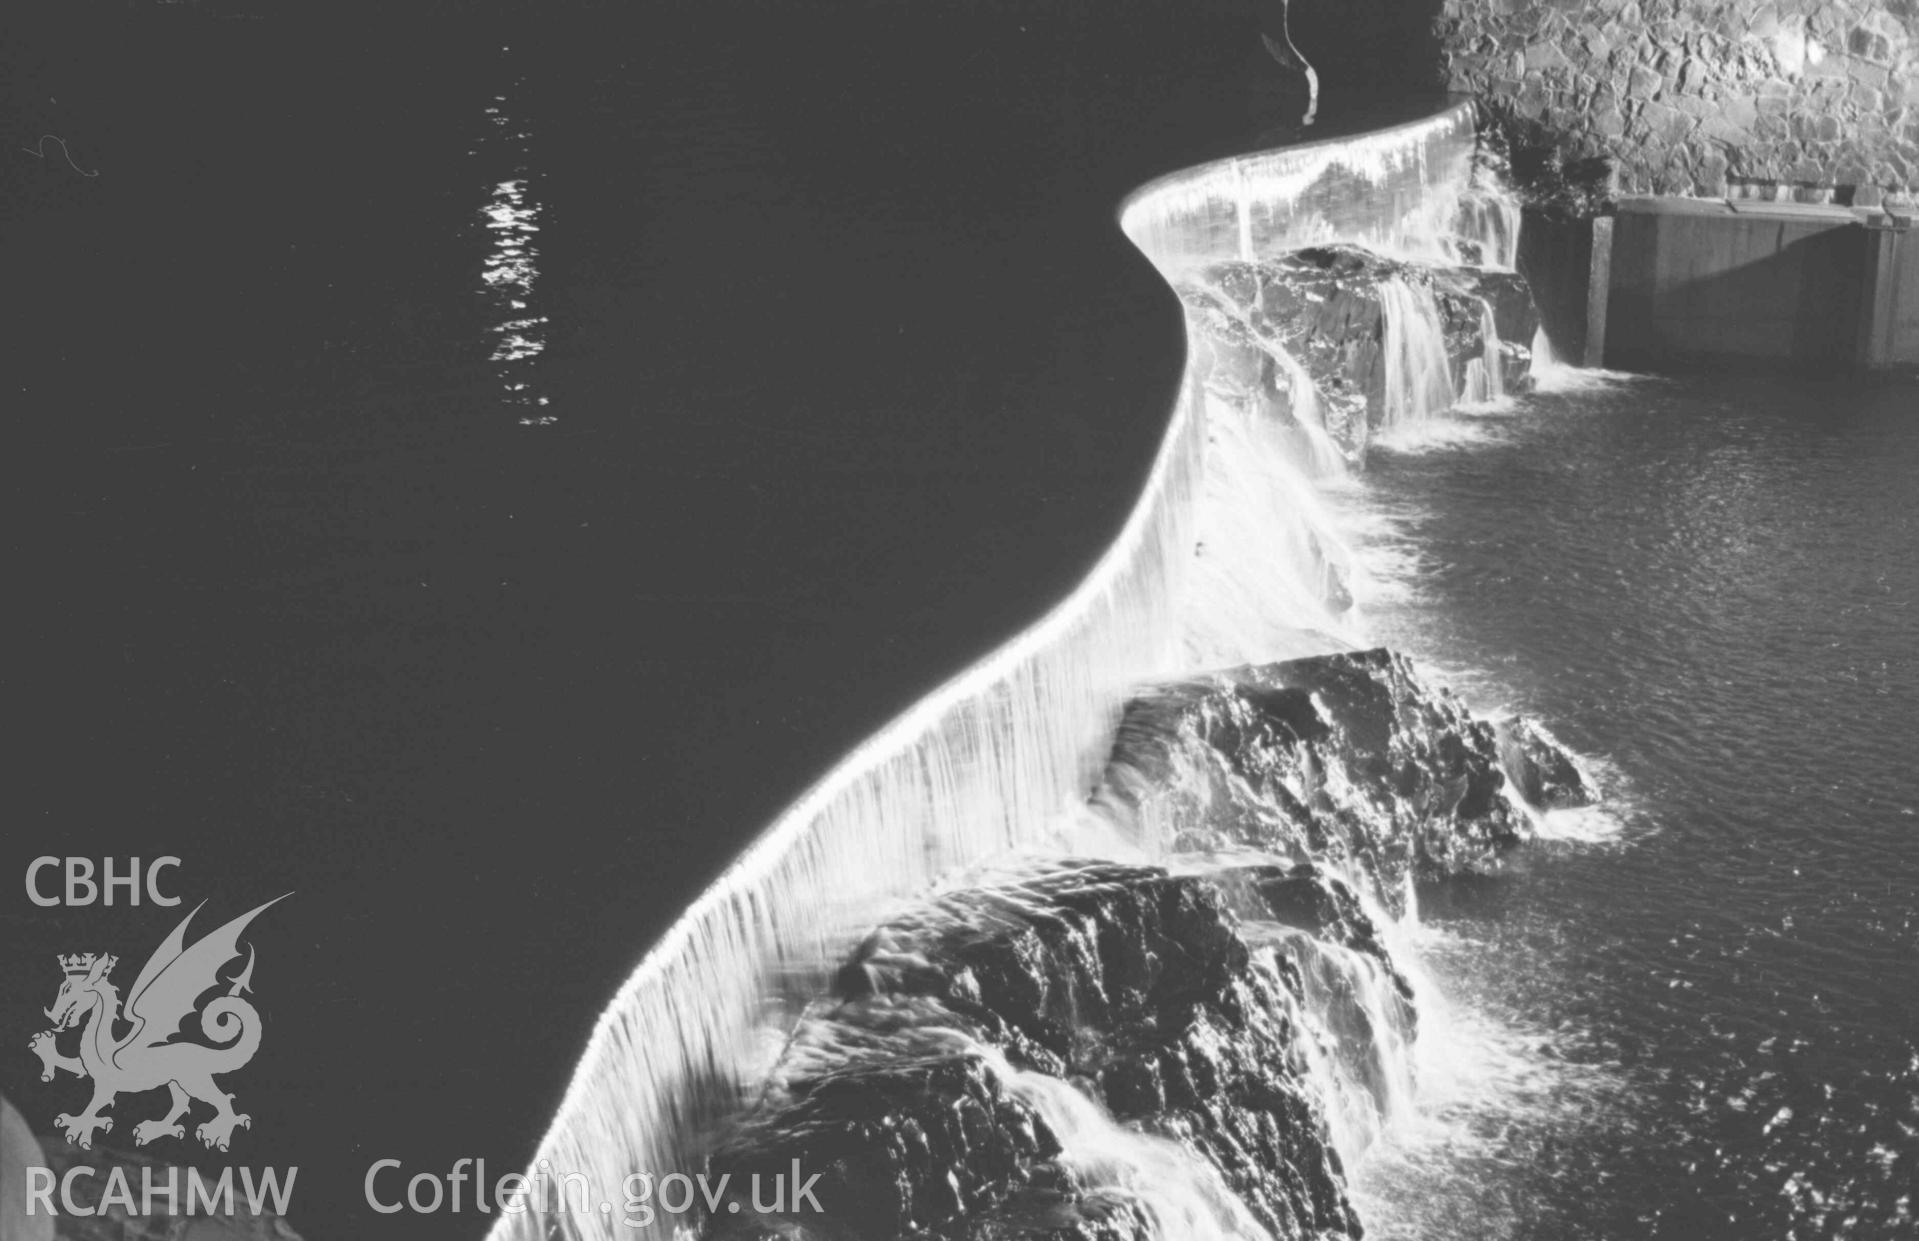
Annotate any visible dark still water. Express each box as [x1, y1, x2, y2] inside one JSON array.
[[2, 4, 1296, 1236], [1356, 372, 1919, 1239]]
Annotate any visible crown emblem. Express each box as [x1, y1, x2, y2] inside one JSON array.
[[34, 898, 285, 1154]]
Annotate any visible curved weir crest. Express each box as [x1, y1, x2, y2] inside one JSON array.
[[494, 99, 1504, 1241]]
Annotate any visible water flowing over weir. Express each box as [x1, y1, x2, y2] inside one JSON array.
[[492, 100, 1560, 1241]]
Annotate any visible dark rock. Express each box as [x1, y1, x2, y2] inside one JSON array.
[[712, 647, 1588, 1241], [970, 1185, 1158, 1240], [1177, 258, 1378, 461], [710, 1051, 1059, 1239], [864, 864, 1358, 1240], [714, 862, 1364, 1241], [1233, 865, 1417, 1121], [1239, 863, 1407, 996], [1482, 106, 1617, 219], [1440, 264, 1539, 395], [1848, 27, 1891, 63], [1494, 716, 1596, 810], [1098, 649, 1529, 907], [1178, 245, 1539, 464]]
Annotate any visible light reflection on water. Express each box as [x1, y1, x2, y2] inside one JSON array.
[[1349, 371, 1919, 1239], [474, 83, 553, 424]]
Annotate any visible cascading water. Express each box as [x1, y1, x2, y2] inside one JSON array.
[[1276, 349, 1355, 478], [1444, 183, 1523, 271], [1231, 895, 1419, 1160], [493, 103, 1579, 1241], [994, 1047, 1282, 1240], [1458, 300, 1508, 406], [1378, 277, 1462, 430], [1179, 390, 1363, 666]]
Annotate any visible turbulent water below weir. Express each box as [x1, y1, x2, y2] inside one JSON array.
[[379, 53, 1917, 1241], [547, 118, 1629, 1241], [671, 271, 1919, 1238], [1346, 371, 1919, 1240], [30, 10, 1914, 1241], [482, 99, 1543, 1241]]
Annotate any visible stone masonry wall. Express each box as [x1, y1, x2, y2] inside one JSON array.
[[1437, 0, 1919, 205]]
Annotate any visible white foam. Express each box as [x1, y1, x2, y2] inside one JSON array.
[[1529, 351, 1642, 395], [1532, 803, 1629, 844], [995, 1047, 1278, 1241], [488, 97, 1595, 1241], [1378, 276, 1460, 428], [1372, 415, 1508, 454], [1349, 912, 1628, 1239]]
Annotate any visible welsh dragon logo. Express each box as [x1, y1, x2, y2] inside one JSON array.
[[28, 896, 287, 1152]]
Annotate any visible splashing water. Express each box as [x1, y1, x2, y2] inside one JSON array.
[[1275, 348, 1356, 478], [997, 1048, 1278, 1241], [1459, 300, 1507, 407], [1349, 913, 1630, 1241], [1266, 922, 1419, 1159], [490, 99, 1547, 1241], [1378, 277, 1460, 430], [1120, 107, 1478, 280], [1178, 390, 1365, 667], [1445, 183, 1523, 270]]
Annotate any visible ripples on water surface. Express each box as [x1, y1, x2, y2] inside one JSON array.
[[1354, 371, 1919, 1239], [12, 7, 1918, 1236]]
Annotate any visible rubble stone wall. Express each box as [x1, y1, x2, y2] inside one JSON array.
[[1436, 0, 1919, 204]]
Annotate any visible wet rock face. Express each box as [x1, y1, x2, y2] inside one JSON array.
[[1180, 252, 1377, 460], [1235, 864, 1417, 1125], [709, 658, 1588, 1241], [1241, 862, 1408, 1001], [1495, 715, 1596, 811], [713, 1050, 1061, 1239], [711, 862, 1362, 1241], [1099, 648, 1560, 908], [840, 865, 1248, 1075], [1449, 263, 1539, 370], [1179, 245, 1539, 462]]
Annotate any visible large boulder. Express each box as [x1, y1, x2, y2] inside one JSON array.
[[1495, 715, 1597, 811], [1179, 253, 1383, 460], [706, 654, 1591, 1241], [710, 862, 1363, 1241], [712, 1049, 1061, 1239], [1179, 245, 1540, 461], [1098, 648, 1543, 910], [1239, 863, 1407, 998], [1233, 864, 1417, 1128]]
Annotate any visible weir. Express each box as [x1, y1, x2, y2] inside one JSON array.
[[493, 98, 1543, 1241]]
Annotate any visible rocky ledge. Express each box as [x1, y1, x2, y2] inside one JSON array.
[[1098, 648, 1593, 913], [1180, 245, 1538, 463], [705, 650, 1592, 1240], [709, 861, 1366, 1241]]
